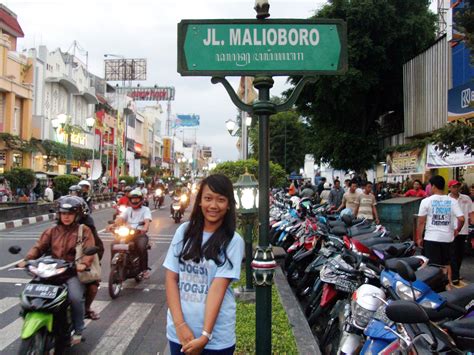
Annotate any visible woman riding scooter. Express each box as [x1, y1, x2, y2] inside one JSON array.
[[18, 197, 96, 348]]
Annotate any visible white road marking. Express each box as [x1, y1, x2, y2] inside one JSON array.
[[0, 297, 19, 314], [84, 300, 110, 327], [0, 318, 23, 351], [91, 302, 154, 354], [0, 259, 24, 271]]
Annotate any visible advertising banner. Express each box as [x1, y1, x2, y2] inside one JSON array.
[[448, 82, 474, 122], [175, 114, 200, 127], [426, 144, 474, 168], [163, 138, 172, 163], [386, 148, 426, 175]]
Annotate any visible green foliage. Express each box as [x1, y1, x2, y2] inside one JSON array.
[[118, 175, 136, 186], [4, 168, 35, 193], [383, 123, 474, 157], [234, 272, 298, 354], [53, 175, 80, 196], [144, 167, 163, 177], [211, 159, 287, 188], [143, 176, 152, 186], [40, 140, 97, 161], [0, 133, 35, 152], [290, 0, 437, 171], [456, 0, 474, 63], [249, 110, 309, 174]]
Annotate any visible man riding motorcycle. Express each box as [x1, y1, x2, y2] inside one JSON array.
[[78, 180, 93, 211], [18, 197, 96, 347], [111, 189, 152, 279]]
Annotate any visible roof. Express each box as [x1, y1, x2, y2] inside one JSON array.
[[0, 5, 24, 38]]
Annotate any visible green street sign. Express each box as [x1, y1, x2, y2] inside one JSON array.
[[178, 19, 347, 76]]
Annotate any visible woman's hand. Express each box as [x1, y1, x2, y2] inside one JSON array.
[[181, 336, 208, 355], [76, 263, 87, 272], [176, 323, 195, 350]]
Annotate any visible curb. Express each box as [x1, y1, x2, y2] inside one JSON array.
[[274, 266, 321, 355], [0, 201, 114, 231]]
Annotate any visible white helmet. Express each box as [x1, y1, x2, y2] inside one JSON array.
[[78, 180, 91, 188]]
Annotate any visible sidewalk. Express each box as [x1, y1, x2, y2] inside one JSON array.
[[0, 201, 114, 231]]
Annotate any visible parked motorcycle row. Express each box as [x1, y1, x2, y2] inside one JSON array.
[[269, 191, 474, 354]]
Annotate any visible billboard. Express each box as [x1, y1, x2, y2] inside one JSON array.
[[448, 81, 474, 122], [386, 148, 426, 175], [175, 114, 200, 127], [117, 87, 175, 101], [104, 58, 147, 81]]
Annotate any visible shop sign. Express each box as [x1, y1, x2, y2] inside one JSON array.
[[386, 148, 426, 175]]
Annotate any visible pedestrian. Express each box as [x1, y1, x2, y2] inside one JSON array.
[[416, 175, 464, 288], [343, 179, 351, 193], [44, 180, 54, 202], [328, 179, 344, 209], [336, 179, 361, 214], [320, 182, 331, 202], [300, 181, 315, 199], [317, 177, 327, 195], [288, 181, 297, 196], [403, 179, 426, 198], [448, 180, 473, 285], [163, 174, 244, 354], [354, 181, 380, 224]]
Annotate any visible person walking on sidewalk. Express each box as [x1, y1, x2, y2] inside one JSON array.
[[416, 175, 465, 287], [163, 174, 244, 354], [448, 180, 473, 285]]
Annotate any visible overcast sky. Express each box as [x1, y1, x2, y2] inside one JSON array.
[[4, 0, 328, 161]]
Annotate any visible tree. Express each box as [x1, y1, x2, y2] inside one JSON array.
[[4, 168, 35, 195], [53, 175, 80, 196], [211, 159, 287, 188], [248, 110, 309, 174], [456, 0, 474, 62], [290, 0, 437, 171]]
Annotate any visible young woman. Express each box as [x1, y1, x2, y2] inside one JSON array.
[[163, 174, 244, 354]]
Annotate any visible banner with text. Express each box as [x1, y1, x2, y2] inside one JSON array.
[[426, 144, 474, 168], [174, 114, 200, 127], [163, 138, 172, 163], [386, 148, 426, 175]]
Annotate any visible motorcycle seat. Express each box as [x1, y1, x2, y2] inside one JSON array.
[[328, 220, 346, 228], [330, 225, 347, 236], [372, 242, 412, 258], [425, 284, 474, 321], [352, 231, 384, 240], [443, 317, 474, 338], [348, 226, 376, 237], [359, 237, 394, 248], [384, 257, 424, 272], [415, 266, 446, 290]]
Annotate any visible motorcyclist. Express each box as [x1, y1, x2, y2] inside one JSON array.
[[137, 179, 148, 196], [112, 189, 152, 278], [118, 180, 127, 193], [18, 196, 96, 346], [78, 180, 93, 211], [118, 186, 133, 206], [69, 185, 82, 197]]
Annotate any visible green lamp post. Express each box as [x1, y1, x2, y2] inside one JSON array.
[[233, 170, 258, 291]]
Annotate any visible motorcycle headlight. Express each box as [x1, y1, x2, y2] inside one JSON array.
[[155, 189, 162, 196], [35, 262, 59, 278], [352, 301, 376, 329], [173, 204, 181, 211], [119, 205, 127, 213], [180, 195, 188, 203], [395, 281, 421, 301], [117, 226, 130, 238]]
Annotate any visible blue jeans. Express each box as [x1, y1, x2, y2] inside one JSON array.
[[169, 341, 235, 354], [66, 276, 85, 334]]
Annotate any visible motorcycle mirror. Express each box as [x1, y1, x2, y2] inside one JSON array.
[[8, 246, 22, 254], [395, 260, 417, 282], [386, 300, 429, 324], [83, 246, 99, 256]]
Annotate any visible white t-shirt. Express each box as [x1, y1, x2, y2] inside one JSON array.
[[418, 194, 463, 243], [448, 193, 473, 235], [44, 187, 54, 202], [119, 206, 152, 230]]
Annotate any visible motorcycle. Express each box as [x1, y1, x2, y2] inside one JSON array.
[[112, 193, 127, 221], [8, 245, 99, 354], [171, 193, 188, 224], [108, 224, 147, 299], [153, 188, 165, 209]]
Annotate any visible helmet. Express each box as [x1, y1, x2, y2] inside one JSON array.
[[120, 180, 126, 184], [290, 196, 300, 209], [124, 186, 133, 192], [137, 180, 145, 186], [57, 196, 84, 223], [68, 185, 82, 196], [129, 189, 144, 209], [324, 182, 331, 189], [78, 180, 91, 189]]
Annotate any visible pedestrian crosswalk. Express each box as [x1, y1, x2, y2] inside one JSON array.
[[0, 296, 164, 354]]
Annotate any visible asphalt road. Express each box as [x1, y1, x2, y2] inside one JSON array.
[[0, 195, 189, 354]]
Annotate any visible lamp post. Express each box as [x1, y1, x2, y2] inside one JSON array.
[[52, 113, 73, 174], [233, 171, 258, 291], [85, 116, 95, 180]]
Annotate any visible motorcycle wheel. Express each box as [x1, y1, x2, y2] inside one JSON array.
[[108, 264, 123, 299], [154, 199, 158, 209], [286, 262, 302, 288], [19, 328, 46, 355], [305, 284, 323, 317], [320, 318, 342, 355], [296, 272, 316, 298]]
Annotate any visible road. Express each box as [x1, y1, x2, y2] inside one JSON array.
[[0, 196, 188, 354]]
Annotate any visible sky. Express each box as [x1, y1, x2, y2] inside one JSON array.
[[4, 0, 327, 162]]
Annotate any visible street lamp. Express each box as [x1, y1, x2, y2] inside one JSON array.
[[225, 119, 237, 136], [85, 117, 95, 180], [52, 114, 74, 174], [233, 170, 258, 291]]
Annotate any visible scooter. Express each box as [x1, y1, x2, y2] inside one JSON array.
[[171, 194, 188, 224], [8, 245, 99, 354], [153, 188, 165, 209]]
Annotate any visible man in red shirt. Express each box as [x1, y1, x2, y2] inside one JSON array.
[[404, 179, 426, 198]]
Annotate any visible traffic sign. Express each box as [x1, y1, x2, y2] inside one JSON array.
[[178, 19, 347, 76]]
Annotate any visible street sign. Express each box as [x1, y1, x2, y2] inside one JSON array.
[[178, 19, 347, 76]]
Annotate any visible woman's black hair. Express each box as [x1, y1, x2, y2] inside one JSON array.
[[178, 174, 236, 267]]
